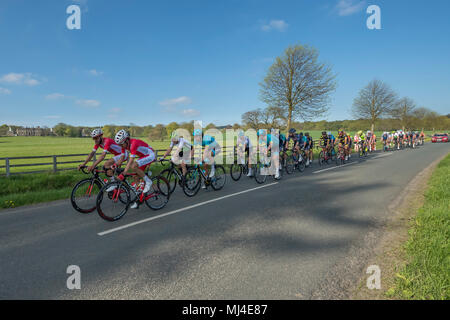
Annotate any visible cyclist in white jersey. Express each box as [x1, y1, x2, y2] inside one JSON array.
[[160, 131, 193, 177]]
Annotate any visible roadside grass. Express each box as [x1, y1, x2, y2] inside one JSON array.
[[389, 154, 450, 300]]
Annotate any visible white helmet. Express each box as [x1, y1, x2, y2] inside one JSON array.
[[91, 128, 103, 138], [114, 129, 129, 144]]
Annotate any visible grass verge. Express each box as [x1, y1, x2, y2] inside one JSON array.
[[389, 154, 450, 299]]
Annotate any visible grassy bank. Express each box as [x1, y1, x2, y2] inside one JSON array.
[[389, 153, 450, 299]]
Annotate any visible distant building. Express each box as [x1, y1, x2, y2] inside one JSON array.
[[15, 127, 43, 136], [6, 126, 16, 136]]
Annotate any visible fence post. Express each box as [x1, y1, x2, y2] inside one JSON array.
[[53, 155, 57, 173], [6, 158, 10, 178]]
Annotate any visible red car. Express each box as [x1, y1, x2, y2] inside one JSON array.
[[431, 133, 449, 143]]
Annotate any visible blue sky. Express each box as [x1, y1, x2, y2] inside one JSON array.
[[0, 0, 449, 127]]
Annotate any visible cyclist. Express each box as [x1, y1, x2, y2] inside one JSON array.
[[159, 131, 193, 178], [382, 131, 389, 150], [257, 129, 280, 179], [193, 129, 221, 179], [357, 130, 366, 153], [366, 131, 373, 152], [78, 128, 128, 175], [302, 132, 313, 167], [353, 132, 360, 153], [319, 131, 330, 158], [347, 132, 353, 158], [236, 131, 254, 177], [114, 129, 156, 208], [336, 130, 349, 160]]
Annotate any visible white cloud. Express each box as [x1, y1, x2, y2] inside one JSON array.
[[261, 20, 288, 32], [45, 93, 65, 100], [43, 115, 62, 119], [76, 99, 101, 108], [89, 69, 104, 76], [335, 0, 365, 16], [181, 108, 200, 117], [0, 87, 11, 95], [107, 107, 122, 118], [0, 73, 41, 86], [159, 96, 192, 107]]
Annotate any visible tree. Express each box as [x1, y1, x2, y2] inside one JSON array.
[[149, 124, 166, 141], [166, 122, 179, 138], [54, 123, 68, 136], [261, 106, 287, 128], [259, 44, 336, 133], [241, 109, 263, 130], [390, 97, 416, 131], [352, 79, 397, 132]]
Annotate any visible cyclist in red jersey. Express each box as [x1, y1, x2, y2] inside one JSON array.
[[114, 129, 155, 195], [78, 129, 128, 174]]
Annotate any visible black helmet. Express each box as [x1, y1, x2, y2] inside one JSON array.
[[305, 132, 310, 136], [289, 128, 296, 134], [322, 131, 327, 135]]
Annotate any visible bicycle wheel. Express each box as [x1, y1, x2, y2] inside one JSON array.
[[96, 182, 131, 222], [254, 163, 268, 184], [297, 157, 306, 172], [318, 151, 325, 167], [211, 165, 227, 190], [285, 155, 295, 174], [183, 167, 201, 197], [230, 163, 242, 181], [71, 178, 103, 213], [160, 168, 177, 194], [145, 176, 170, 210]]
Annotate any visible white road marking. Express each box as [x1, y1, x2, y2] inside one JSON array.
[[98, 182, 279, 236], [371, 153, 393, 160], [313, 161, 357, 174]]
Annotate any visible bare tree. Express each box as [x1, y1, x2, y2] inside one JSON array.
[[352, 79, 397, 132], [390, 97, 416, 131], [259, 44, 336, 133], [261, 106, 287, 128], [241, 109, 263, 129]]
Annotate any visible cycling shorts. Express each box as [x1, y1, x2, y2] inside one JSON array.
[[112, 151, 129, 164], [136, 150, 156, 171]]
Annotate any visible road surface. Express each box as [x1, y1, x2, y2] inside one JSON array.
[[0, 143, 449, 299]]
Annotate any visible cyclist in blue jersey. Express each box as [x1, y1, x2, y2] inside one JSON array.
[[193, 129, 221, 178], [258, 129, 280, 179]]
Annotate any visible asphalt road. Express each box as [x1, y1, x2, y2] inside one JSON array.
[[1, 143, 449, 299]]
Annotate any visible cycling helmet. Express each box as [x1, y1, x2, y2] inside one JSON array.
[[305, 132, 310, 136], [357, 130, 363, 135], [257, 129, 267, 136], [193, 129, 202, 136], [289, 128, 296, 134], [238, 130, 245, 137], [91, 128, 103, 138], [114, 129, 129, 144], [171, 131, 180, 141], [327, 131, 331, 136], [322, 131, 327, 135]]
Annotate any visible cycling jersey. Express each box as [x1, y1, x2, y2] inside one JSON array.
[[279, 134, 287, 148], [337, 134, 347, 145], [127, 139, 155, 159], [170, 138, 192, 152], [93, 137, 123, 156], [328, 134, 336, 144], [319, 135, 329, 147]]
